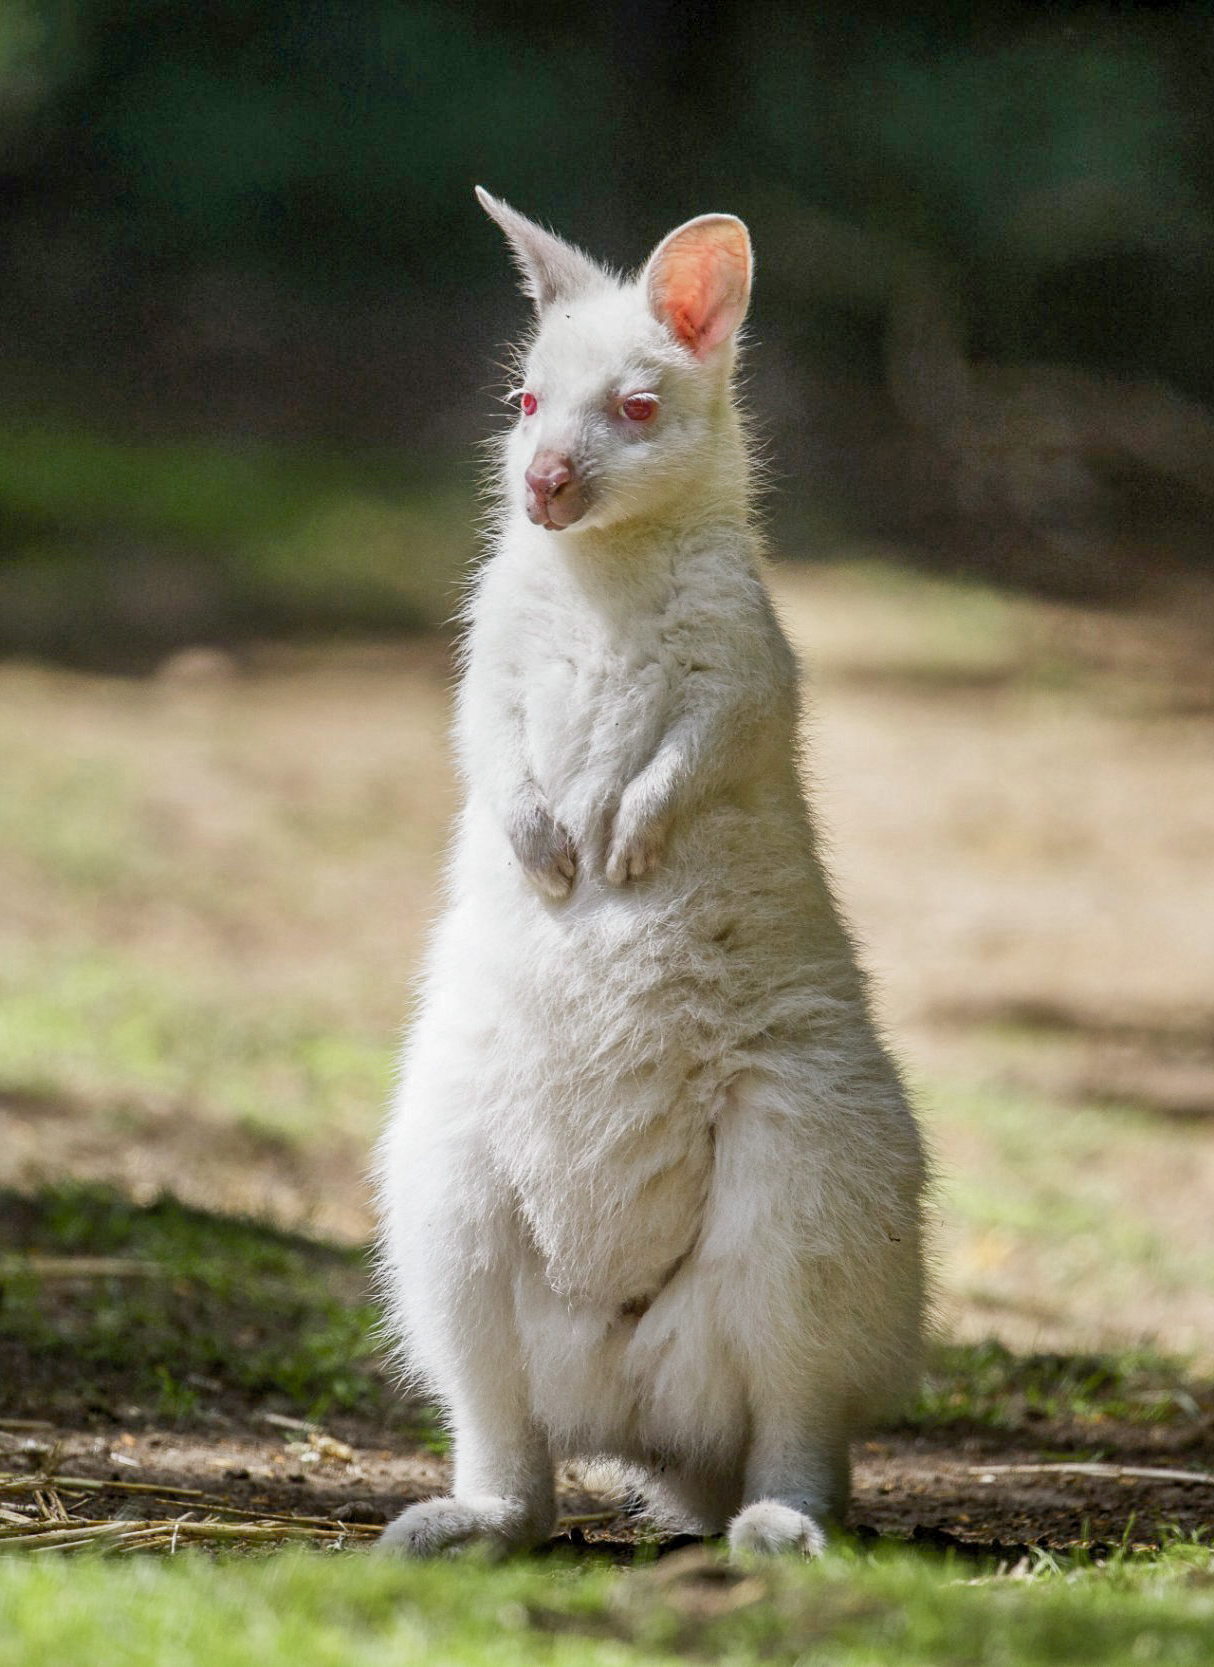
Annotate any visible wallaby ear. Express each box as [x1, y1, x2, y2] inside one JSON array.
[[475, 187, 602, 312], [645, 214, 752, 359]]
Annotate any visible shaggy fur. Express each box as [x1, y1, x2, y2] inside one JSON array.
[[375, 192, 926, 1558]]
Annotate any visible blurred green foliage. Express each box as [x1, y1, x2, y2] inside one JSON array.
[[1, 3, 1207, 377], [2, 3, 1214, 649], [0, 424, 470, 662]]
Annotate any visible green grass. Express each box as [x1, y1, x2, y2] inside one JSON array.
[[920, 1074, 1214, 1359], [1, 1539, 1212, 1666], [0, 1184, 391, 1425], [0, 950, 394, 1147], [806, 556, 1037, 687], [5, 1179, 1209, 1446], [3, 1185, 1212, 1664], [913, 1337, 1210, 1432]]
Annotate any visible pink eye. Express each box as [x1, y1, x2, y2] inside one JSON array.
[[520, 391, 538, 416], [620, 393, 658, 423]]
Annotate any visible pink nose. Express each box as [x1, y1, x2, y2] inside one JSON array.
[[524, 451, 574, 504]]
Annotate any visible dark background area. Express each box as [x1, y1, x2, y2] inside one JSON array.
[[4, 0, 1214, 663]]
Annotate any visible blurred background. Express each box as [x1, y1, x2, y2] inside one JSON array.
[[4, 0, 1214, 660], [2, 0, 1214, 1398]]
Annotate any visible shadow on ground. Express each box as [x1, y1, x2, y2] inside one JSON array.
[[2, 1185, 1212, 1559]]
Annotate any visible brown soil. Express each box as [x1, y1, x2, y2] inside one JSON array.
[[4, 1411, 1212, 1558]]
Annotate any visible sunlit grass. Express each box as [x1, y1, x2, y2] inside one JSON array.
[[922, 1075, 1214, 1360], [0, 950, 392, 1147], [777, 554, 1037, 687], [1, 1539, 1213, 1667]]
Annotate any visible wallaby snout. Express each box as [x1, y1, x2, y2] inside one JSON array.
[[524, 449, 584, 529]]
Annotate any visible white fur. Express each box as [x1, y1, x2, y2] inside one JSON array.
[[374, 195, 926, 1559]]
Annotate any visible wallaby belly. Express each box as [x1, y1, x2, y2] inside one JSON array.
[[442, 785, 864, 1310]]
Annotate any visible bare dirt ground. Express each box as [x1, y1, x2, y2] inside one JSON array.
[[3, 559, 1213, 1554], [4, 1408, 1213, 1558]]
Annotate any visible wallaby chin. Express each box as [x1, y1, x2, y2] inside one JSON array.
[[373, 193, 927, 1560]]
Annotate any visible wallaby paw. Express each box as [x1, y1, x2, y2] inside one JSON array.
[[605, 803, 669, 885], [377, 1495, 548, 1558], [527, 845, 576, 900], [507, 793, 577, 900], [605, 833, 662, 885], [727, 1501, 827, 1559]]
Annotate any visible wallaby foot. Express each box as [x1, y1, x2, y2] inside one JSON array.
[[727, 1500, 826, 1559], [378, 1493, 554, 1558]]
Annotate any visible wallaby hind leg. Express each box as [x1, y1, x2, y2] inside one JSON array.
[[380, 1400, 554, 1557], [377, 1136, 556, 1558], [727, 1403, 850, 1559]]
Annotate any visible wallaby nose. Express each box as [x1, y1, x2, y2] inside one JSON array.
[[524, 452, 574, 503], [524, 450, 585, 529]]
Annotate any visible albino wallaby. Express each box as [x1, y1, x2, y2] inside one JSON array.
[[375, 189, 926, 1558]]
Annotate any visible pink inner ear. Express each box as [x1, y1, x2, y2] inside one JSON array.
[[651, 224, 750, 358]]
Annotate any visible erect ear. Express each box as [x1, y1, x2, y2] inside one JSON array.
[[644, 214, 752, 359], [475, 186, 602, 312]]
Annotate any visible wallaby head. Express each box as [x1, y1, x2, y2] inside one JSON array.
[[476, 188, 752, 536]]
